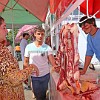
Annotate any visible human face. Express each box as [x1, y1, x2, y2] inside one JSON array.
[[26, 35, 30, 40], [34, 31, 45, 42], [0, 21, 8, 42], [81, 23, 93, 34]]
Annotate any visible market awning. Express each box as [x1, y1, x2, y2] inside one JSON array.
[[50, 0, 84, 30], [16, 0, 49, 22], [80, 0, 100, 18], [50, 0, 62, 14], [0, 0, 43, 29]]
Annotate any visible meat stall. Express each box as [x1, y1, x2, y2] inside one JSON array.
[[49, 23, 100, 100]]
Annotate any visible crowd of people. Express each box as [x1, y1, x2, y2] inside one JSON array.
[[0, 16, 59, 100]]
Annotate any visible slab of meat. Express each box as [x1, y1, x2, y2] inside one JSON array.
[[56, 23, 80, 94]]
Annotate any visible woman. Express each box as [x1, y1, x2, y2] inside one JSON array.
[[0, 16, 39, 100]]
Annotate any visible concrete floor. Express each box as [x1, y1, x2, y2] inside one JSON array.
[[18, 61, 49, 100], [24, 89, 35, 100], [18, 61, 35, 100], [19, 61, 100, 100]]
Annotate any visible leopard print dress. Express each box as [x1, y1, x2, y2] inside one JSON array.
[[0, 43, 34, 100]]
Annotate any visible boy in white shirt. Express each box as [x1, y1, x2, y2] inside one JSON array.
[[24, 26, 59, 100]]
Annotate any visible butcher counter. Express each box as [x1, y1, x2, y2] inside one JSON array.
[[50, 66, 100, 100]]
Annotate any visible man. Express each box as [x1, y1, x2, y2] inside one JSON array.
[[20, 33, 31, 90], [0, 16, 39, 100], [20, 33, 32, 90], [79, 16, 99, 75], [24, 26, 59, 100], [20, 33, 29, 61]]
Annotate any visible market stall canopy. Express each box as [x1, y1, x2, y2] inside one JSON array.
[[50, 0, 75, 14], [50, 0, 62, 13], [80, 0, 100, 18], [16, 0, 49, 22], [0, 0, 85, 29], [0, 0, 42, 29], [50, 0, 84, 30]]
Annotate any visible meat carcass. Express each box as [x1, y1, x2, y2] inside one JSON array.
[[56, 23, 80, 94]]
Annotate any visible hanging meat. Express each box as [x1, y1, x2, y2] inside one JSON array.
[[56, 23, 80, 94], [55, 23, 99, 99]]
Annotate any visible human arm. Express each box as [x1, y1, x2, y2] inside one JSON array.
[[4, 57, 39, 87], [80, 56, 92, 75], [2, 58, 36, 87], [2, 45, 38, 86], [48, 54, 60, 73], [23, 57, 39, 76]]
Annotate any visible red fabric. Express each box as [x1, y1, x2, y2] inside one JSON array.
[[50, 0, 62, 14], [50, 0, 73, 14], [93, 0, 100, 18], [16, 0, 49, 22], [55, 0, 73, 20], [0, 0, 9, 12], [61, 0, 73, 13], [80, 0, 100, 18]]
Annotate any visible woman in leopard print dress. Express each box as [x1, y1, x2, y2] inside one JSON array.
[[0, 16, 39, 100]]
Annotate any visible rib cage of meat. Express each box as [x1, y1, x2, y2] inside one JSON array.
[[56, 23, 80, 91]]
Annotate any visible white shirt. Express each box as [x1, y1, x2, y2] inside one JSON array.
[[24, 42, 52, 77]]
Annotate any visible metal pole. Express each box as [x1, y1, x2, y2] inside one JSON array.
[[51, 0, 85, 31], [11, 8, 15, 57]]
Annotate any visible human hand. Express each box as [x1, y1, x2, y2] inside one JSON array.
[[80, 69, 86, 75], [30, 64, 39, 76]]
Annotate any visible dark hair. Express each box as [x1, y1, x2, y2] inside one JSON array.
[[23, 33, 29, 37], [34, 26, 45, 33], [79, 16, 96, 27], [0, 16, 4, 25]]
